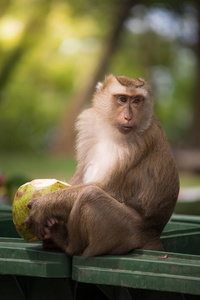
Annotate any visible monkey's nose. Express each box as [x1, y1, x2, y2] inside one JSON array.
[[124, 115, 132, 121]]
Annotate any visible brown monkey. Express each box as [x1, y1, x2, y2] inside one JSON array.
[[25, 74, 179, 256]]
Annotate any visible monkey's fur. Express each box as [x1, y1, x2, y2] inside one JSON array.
[[25, 75, 179, 257]]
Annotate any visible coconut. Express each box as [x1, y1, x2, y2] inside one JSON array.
[[12, 179, 70, 242]]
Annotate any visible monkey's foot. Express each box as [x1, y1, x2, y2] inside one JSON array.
[[43, 218, 63, 249], [44, 217, 68, 251]]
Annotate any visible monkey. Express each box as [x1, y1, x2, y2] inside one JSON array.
[[25, 74, 179, 257]]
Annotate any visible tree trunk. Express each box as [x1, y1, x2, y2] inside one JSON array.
[[50, 0, 137, 155], [0, 1, 52, 94]]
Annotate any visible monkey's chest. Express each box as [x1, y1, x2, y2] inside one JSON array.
[[83, 161, 106, 183], [83, 142, 119, 184]]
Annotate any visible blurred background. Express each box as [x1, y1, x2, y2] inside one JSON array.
[[0, 0, 200, 214]]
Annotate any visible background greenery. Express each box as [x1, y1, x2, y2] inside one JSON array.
[[0, 0, 200, 204]]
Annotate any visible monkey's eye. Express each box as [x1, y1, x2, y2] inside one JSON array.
[[132, 96, 144, 105], [117, 95, 128, 104]]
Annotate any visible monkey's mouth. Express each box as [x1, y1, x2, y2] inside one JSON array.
[[118, 125, 133, 133]]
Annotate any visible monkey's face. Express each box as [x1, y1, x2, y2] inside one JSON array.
[[94, 74, 154, 134], [112, 93, 146, 134]]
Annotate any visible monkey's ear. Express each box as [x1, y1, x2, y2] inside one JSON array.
[[96, 81, 103, 91], [102, 74, 117, 88], [96, 74, 116, 91]]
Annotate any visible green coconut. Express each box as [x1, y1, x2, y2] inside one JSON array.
[[12, 179, 70, 242]]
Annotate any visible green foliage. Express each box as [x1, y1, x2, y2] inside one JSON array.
[[0, 153, 76, 202], [1, 153, 76, 181], [0, 0, 198, 153], [0, 0, 103, 153], [0, 75, 68, 151]]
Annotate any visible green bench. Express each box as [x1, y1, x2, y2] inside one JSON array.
[[0, 205, 200, 299]]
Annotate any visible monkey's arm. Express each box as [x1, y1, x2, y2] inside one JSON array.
[[25, 183, 97, 239]]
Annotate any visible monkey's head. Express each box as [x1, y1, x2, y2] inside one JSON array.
[[94, 74, 154, 135]]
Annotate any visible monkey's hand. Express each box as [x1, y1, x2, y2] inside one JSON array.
[[25, 197, 49, 240], [25, 188, 74, 240]]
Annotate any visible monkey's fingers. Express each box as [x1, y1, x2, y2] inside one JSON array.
[[25, 215, 46, 240], [44, 226, 51, 236], [47, 217, 59, 227], [25, 215, 32, 229], [27, 198, 37, 209], [34, 224, 46, 240], [44, 219, 57, 235]]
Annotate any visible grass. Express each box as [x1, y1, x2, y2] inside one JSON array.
[[0, 152, 77, 182], [0, 152, 77, 203], [1, 152, 200, 187], [1, 152, 200, 207]]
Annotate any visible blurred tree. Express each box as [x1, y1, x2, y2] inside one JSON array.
[[0, 0, 199, 156], [0, 0, 52, 93], [0, 0, 11, 17], [52, 0, 200, 154], [50, 0, 137, 154], [160, 0, 200, 148]]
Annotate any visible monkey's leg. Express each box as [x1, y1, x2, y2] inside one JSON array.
[[25, 184, 98, 240], [65, 186, 149, 257]]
